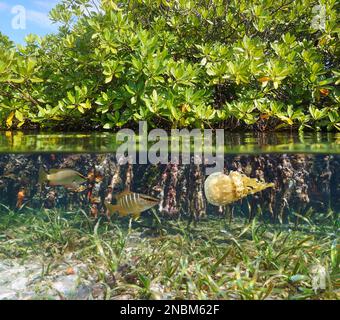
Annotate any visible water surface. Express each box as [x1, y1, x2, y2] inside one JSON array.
[[0, 131, 339, 154]]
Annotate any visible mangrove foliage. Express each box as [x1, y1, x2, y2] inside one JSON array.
[[0, 0, 339, 131]]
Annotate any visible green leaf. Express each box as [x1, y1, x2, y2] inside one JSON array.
[[77, 105, 84, 113], [30, 77, 44, 83], [103, 122, 113, 129], [15, 110, 24, 122], [9, 78, 25, 84], [67, 91, 76, 104], [6, 111, 15, 128], [105, 75, 113, 83]]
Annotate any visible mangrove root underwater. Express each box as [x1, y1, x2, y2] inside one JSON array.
[[0, 153, 338, 222]]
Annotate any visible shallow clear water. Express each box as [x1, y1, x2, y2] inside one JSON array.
[[0, 132, 339, 300], [0, 131, 339, 225]]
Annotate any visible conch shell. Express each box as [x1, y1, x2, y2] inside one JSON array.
[[204, 171, 274, 206]]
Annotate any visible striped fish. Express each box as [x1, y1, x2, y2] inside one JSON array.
[[105, 190, 159, 219]]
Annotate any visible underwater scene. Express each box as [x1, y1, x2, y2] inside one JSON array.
[[0, 132, 339, 300]]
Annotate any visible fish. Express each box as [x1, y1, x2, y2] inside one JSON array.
[[105, 189, 160, 219], [204, 171, 274, 206], [38, 167, 87, 189]]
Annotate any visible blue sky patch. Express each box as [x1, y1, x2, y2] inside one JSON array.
[[0, 0, 60, 44]]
